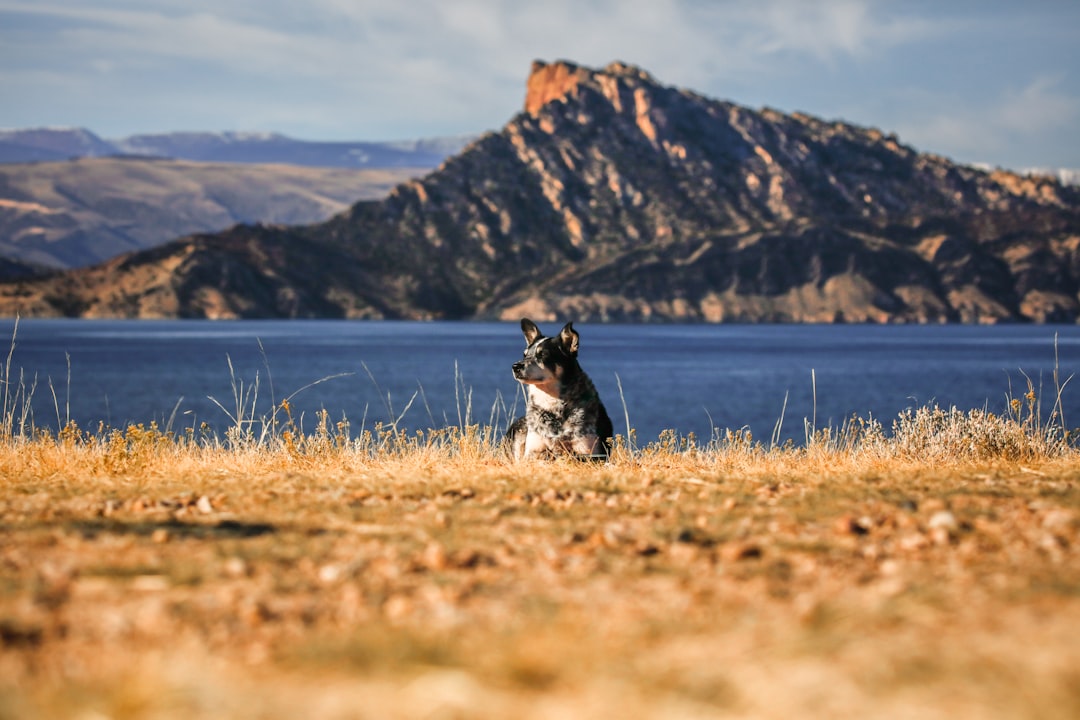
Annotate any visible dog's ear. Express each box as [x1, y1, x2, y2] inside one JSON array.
[[558, 322, 579, 356], [520, 318, 543, 346]]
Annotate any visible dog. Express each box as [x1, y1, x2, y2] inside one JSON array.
[[506, 318, 613, 460]]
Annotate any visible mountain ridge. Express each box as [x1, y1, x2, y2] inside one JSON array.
[[1, 59, 1078, 322], [0, 128, 475, 168]]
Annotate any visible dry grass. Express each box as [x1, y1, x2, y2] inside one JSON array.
[[0, 399, 1078, 720], [1, 325, 1079, 718]]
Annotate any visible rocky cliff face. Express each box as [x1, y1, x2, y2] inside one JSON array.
[[1, 60, 1078, 321]]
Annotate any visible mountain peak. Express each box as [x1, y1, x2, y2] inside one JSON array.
[[525, 60, 586, 115], [524, 59, 656, 116]]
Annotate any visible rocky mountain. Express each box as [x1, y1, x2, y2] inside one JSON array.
[[1, 60, 1078, 322], [0, 128, 474, 168], [0, 158, 424, 271]]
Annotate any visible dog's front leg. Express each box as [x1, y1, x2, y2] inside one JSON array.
[[570, 434, 603, 457], [522, 431, 551, 459]]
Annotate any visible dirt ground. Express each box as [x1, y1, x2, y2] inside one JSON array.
[[1, 447, 1078, 719]]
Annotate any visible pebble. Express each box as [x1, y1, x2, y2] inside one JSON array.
[[928, 510, 958, 532]]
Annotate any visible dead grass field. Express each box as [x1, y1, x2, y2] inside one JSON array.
[[0, 401, 1078, 720]]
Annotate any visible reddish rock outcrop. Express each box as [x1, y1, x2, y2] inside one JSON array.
[[525, 60, 588, 116]]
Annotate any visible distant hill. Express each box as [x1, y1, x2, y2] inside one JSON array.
[[0, 157, 426, 269], [0, 127, 117, 163], [1, 60, 1078, 322], [0, 128, 475, 168], [112, 132, 475, 169]]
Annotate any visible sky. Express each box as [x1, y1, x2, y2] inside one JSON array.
[[1, 0, 1078, 171]]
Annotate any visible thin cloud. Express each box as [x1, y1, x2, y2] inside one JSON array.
[[997, 75, 1080, 133], [748, 0, 939, 61]]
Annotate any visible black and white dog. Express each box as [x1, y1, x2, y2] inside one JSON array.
[[506, 318, 613, 460]]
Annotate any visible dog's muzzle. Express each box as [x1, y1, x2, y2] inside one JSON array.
[[512, 361, 526, 379]]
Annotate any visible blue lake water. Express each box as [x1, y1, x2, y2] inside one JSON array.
[[2, 319, 1078, 444]]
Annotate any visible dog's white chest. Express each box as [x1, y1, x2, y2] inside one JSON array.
[[527, 385, 562, 412]]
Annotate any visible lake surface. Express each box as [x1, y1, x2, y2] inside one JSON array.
[[2, 319, 1078, 444]]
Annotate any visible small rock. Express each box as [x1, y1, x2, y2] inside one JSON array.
[[421, 542, 448, 571], [196, 495, 214, 514], [879, 559, 901, 576], [451, 549, 494, 569], [721, 542, 762, 562], [898, 533, 928, 551], [1042, 509, 1076, 532], [239, 599, 269, 627], [928, 511, 958, 532], [635, 542, 661, 557], [834, 514, 871, 535], [675, 527, 710, 545], [318, 564, 343, 584], [224, 557, 248, 578], [383, 595, 412, 621]]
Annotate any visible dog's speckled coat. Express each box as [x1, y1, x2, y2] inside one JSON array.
[[506, 319, 613, 460]]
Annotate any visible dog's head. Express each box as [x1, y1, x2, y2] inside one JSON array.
[[511, 318, 580, 387]]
